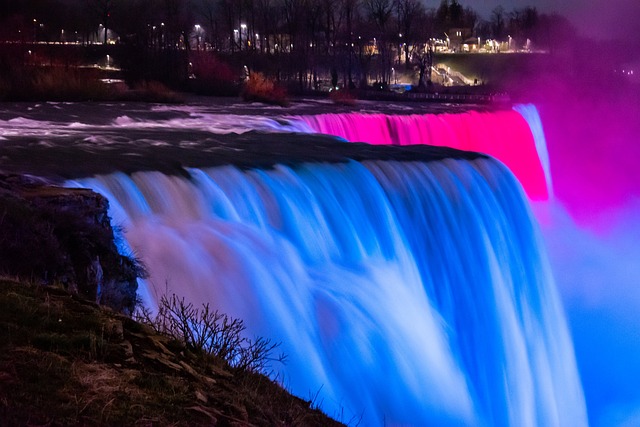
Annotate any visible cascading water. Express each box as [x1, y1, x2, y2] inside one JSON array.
[[294, 107, 550, 201], [70, 154, 586, 426]]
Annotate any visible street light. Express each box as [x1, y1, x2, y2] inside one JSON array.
[[194, 24, 202, 50], [240, 24, 247, 50]]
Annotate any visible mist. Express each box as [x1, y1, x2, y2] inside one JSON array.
[[514, 24, 640, 426], [469, 0, 640, 40]]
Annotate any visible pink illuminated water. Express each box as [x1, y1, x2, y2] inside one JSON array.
[[297, 109, 549, 200]]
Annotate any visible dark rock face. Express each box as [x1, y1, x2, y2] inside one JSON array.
[[0, 129, 487, 181], [0, 175, 142, 313]]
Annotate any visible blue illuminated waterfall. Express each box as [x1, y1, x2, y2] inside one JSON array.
[[71, 155, 587, 426]]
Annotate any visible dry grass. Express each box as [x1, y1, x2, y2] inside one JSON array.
[[0, 279, 344, 426], [0, 66, 111, 101], [0, 63, 184, 103]]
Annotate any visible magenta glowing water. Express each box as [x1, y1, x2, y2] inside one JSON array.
[[70, 155, 586, 425], [296, 108, 550, 201]]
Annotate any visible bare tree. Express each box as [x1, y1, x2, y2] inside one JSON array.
[[394, 0, 424, 68], [84, 0, 113, 43], [463, 6, 478, 32], [340, 0, 361, 87], [363, 0, 392, 32], [138, 0, 192, 52], [216, 0, 238, 52], [363, 0, 393, 83], [192, 0, 218, 49], [490, 6, 506, 40], [434, 0, 448, 36], [283, 0, 308, 52], [508, 6, 538, 48]]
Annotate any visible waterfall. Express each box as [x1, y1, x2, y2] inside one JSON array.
[[294, 107, 550, 201], [71, 155, 586, 426], [513, 104, 554, 199]]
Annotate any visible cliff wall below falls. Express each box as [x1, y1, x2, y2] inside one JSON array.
[[0, 174, 142, 313]]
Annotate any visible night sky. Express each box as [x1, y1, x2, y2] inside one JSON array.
[[453, 0, 640, 40]]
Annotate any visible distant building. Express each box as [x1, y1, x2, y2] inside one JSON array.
[[447, 28, 472, 52], [461, 37, 479, 52]]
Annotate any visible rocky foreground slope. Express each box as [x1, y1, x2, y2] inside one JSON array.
[[0, 279, 343, 426], [0, 175, 344, 426]]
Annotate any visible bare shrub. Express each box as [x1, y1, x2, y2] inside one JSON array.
[[122, 80, 185, 103], [241, 71, 289, 106], [136, 294, 285, 374], [0, 61, 101, 102], [329, 89, 357, 106], [189, 52, 240, 96], [16, 66, 111, 101]]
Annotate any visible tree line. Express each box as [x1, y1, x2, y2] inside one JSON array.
[[0, 0, 576, 90]]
